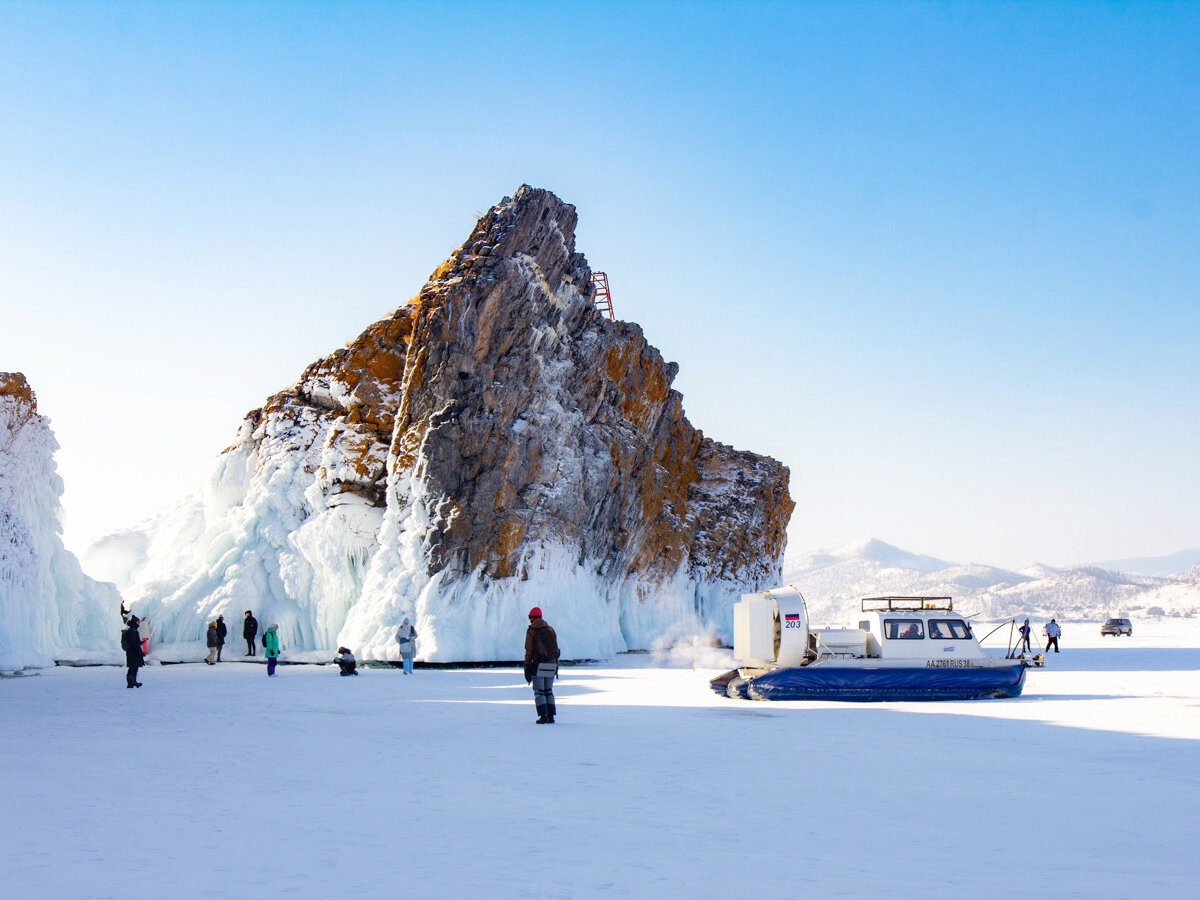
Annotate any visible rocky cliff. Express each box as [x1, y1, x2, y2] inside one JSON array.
[[110, 186, 793, 660], [0, 373, 119, 669]]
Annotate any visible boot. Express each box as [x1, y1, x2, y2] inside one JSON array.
[[546, 701, 556, 724], [535, 702, 548, 724]]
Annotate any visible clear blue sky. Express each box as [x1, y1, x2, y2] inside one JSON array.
[[2, 1, 1197, 570]]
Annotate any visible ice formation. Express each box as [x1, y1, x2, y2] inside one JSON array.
[[98, 186, 794, 660], [0, 373, 120, 670]]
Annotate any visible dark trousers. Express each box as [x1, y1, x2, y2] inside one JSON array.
[[126, 664, 140, 687], [246, 637, 256, 655], [267, 656, 278, 676], [1046, 636, 1059, 652], [217, 643, 224, 661]]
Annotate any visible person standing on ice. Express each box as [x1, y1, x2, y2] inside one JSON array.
[[204, 620, 220, 665], [395, 617, 417, 675], [215, 615, 228, 662], [1045, 618, 1061, 653], [121, 615, 145, 688], [264, 624, 281, 676], [524, 607, 560, 724], [1018, 618, 1032, 653], [243, 610, 258, 656]]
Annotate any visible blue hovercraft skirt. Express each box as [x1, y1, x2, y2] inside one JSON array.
[[745, 664, 1027, 702]]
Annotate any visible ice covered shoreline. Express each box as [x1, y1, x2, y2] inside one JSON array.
[[28, 614, 1199, 672]]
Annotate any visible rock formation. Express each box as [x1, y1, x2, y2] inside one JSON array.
[[110, 186, 794, 660], [1, 373, 119, 669]]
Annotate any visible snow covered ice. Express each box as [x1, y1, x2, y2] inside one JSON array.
[[2, 620, 1197, 899]]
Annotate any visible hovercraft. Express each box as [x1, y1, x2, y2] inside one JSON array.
[[711, 588, 1034, 702]]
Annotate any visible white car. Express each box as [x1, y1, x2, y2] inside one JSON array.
[[1100, 617, 1133, 637]]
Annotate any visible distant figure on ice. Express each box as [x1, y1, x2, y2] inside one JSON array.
[[264, 624, 280, 676], [334, 647, 358, 676], [205, 620, 220, 665], [1045, 618, 1061, 653], [1018, 618, 1032, 653], [395, 617, 418, 675], [121, 615, 144, 688], [215, 615, 228, 661], [243, 610, 258, 656], [524, 607, 560, 724]]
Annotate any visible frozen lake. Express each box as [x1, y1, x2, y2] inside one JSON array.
[[2, 619, 1197, 898]]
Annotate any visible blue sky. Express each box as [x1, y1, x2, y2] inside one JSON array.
[[2, 1, 1197, 569]]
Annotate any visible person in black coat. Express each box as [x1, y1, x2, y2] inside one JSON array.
[[215, 615, 228, 661], [122, 615, 145, 688], [243, 610, 258, 656]]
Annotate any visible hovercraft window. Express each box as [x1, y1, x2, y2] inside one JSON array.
[[885, 619, 924, 639], [927, 619, 971, 640]]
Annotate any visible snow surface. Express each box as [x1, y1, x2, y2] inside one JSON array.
[[2, 620, 1197, 898]]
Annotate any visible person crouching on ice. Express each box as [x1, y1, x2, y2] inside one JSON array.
[[334, 647, 358, 676], [524, 607, 560, 724]]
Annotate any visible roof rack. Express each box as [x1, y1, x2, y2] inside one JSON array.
[[861, 596, 953, 612]]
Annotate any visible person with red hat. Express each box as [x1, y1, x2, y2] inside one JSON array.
[[524, 606, 560, 724]]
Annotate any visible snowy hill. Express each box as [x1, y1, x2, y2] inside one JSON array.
[[0, 373, 120, 670], [1087, 548, 1200, 578], [782, 539, 1200, 624]]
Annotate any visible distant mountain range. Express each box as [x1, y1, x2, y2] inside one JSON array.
[[1086, 548, 1200, 578], [781, 538, 1200, 624]]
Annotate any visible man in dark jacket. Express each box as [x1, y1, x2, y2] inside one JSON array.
[[122, 615, 145, 688], [524, 607, 560, 724], [243, 610, 258, 656], [215, 615, 228, 661]]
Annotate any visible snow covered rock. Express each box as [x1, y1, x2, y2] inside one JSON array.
[[110, 186, 794, 660], [0, 373, 120, 670]]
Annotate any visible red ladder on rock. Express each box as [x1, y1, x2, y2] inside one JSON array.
[[591, 272, 615, 320]]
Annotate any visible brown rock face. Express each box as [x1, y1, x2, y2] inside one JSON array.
[[1, 372, 36, 411], [379, 187, 792, 598], [135, 186, 793, 658]]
